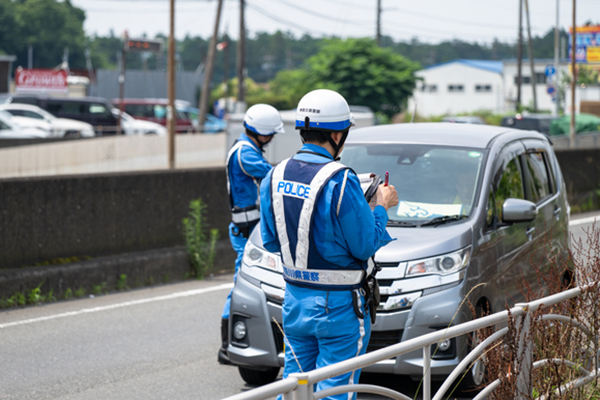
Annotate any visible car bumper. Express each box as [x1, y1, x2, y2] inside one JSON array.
[[228, 264, 468, 379]]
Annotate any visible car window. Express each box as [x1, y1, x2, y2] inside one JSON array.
[[0, 120, 9, 130], [493, 157, 524, 223], [154, 105, 167, 119], [90, 104, 109, 115], [524, 152, 552, 203], [22, 110, 44, 120], [341, 144, 485, 222]]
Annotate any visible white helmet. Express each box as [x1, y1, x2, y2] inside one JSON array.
[[295, 89, 355, 132], [243, 104, 285, 136]]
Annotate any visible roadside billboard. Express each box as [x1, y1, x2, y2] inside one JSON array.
[[15, 67, 68, 93]]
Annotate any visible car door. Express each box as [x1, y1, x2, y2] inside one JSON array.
[[89, 102, 118, 135], [520, 139, 563, 295], [484, 140, 533, 311]]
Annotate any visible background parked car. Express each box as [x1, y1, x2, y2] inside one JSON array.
[[227, 122, 571, 392], [179, 106, 227, 133], [111, 98, 195, 133], [0, 103, 95, 138], [0, 110, 52, 136], [441, 115, 486, 124], [111, 109, 167, 136], [501, 113, 558, 135], [7, 94, 120, 136], [0, 110, 48, 138]]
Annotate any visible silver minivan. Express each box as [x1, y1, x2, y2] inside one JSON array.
[[227, 123, 571, 389]]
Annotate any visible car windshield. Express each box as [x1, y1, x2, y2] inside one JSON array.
[[340, 143, 486, 224]]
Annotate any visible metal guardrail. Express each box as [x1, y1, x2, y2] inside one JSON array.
[[222, 284, 599, 400]]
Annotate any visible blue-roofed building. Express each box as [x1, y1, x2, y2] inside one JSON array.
[[409, 59, 505, 116], [408, 58, 587, 117]]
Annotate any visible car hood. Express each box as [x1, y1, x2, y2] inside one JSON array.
[[374, 223, 473, 263], [251, 220, 473, 264], [11, 116, 50, 131]]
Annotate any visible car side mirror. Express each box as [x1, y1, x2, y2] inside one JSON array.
[[502, 198, 537, 223]]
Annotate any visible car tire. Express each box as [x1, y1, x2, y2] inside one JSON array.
[[64, 131, 81, 138], [238, 366, 280, 386], [458, 303, 488, 395]]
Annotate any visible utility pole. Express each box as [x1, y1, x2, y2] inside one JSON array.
[[198, 0, 224, 132], [516, 0, 523, 111], [554, 0, 560, 116], [524, 0, 538, 112], [236, 0, 246, 114], [168, 0, 176, 169], [570, 0, 577, 148], [118, 33, 128, 136], [376, 0, 382, 46]]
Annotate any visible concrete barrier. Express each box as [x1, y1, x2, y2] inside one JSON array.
[[0, 133, 226, 179]]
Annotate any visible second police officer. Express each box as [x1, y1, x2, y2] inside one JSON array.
[[259, 89, 398, 399], [218, 104, 284, 365]]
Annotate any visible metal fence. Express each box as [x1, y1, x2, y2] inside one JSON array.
[[222, 284, 599, 400]]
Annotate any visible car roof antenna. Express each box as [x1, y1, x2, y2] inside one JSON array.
[[410, 102, 417, 123]]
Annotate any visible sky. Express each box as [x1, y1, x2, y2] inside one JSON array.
[[70, 0, 600, 45]]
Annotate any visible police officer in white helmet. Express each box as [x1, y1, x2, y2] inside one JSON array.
[[219, 103, 284, 365], [259, 89, 398, 399]]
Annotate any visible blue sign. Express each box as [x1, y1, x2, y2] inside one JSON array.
[[547, 85, 555, 95], [545, 65, 556, 77]]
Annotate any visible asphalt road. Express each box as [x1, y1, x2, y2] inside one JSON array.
[[0, 213, 598, 400]]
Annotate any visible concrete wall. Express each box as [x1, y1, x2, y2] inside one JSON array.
[[0, 133, 226, 179], [0, 168, 233, 270]]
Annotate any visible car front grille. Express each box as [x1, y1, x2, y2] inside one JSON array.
[[271, 321, 285, 353], [366, 329, 403, 353]]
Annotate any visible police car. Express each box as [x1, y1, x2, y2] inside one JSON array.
[[227, 122, 571, 389]]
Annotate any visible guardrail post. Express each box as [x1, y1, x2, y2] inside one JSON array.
[[288, 373, 312, 400], [515, 304, 533, 399], [423, 345, 431, 400]]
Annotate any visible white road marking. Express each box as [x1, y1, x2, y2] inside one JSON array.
[[570, 216, 599, 227], [0, 282, 233, 329]]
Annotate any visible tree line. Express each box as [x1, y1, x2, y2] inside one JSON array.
[[1, 0, 572, 82]]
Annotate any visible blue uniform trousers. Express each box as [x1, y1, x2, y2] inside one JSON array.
[[279, 285, 371, 400], [221, 222, 248, 319]]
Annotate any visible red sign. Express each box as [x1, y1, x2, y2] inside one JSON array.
[[15, 68, 68, 93]]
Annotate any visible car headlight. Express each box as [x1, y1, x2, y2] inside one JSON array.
[[242, 240, 282, 272], [405, 247, 471, 277]]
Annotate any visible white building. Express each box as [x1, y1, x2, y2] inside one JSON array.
[[410, 58, 599, 117], [409, 59, 505, 116]]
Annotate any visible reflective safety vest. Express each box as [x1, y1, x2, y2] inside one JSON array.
[[270, 157, 374, 290], [226, 140, 260, 227]]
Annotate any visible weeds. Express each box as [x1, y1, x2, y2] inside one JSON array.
[[116, 274, 128, 291], [182, 197, 220, 279], [478, 222, 600, 399]]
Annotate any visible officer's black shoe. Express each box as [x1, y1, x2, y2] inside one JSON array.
[[218, 318, 232, 365]]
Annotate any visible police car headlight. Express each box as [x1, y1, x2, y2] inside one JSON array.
[[243, 241, 281, 272], [405, 247, 471, 277]]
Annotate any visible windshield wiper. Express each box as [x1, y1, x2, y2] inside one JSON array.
[[387, 219, 418, 227], [419, 214, 468, 227]]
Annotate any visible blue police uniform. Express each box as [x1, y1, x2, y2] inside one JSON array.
[[260, 143, 392, 400], [222, 132, 273, 320]]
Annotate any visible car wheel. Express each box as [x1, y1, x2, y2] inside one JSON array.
[[64, 131, 81, 138], [238, 366, 280, 386], [459, 303, 488, 394]]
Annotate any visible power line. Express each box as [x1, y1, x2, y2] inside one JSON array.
[[263, 0, 372, 25], [245, 2, 333, 36]]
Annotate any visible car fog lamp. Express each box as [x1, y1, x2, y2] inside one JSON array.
[[437, 339, 451, 352], [233, 321, 247, 340]]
